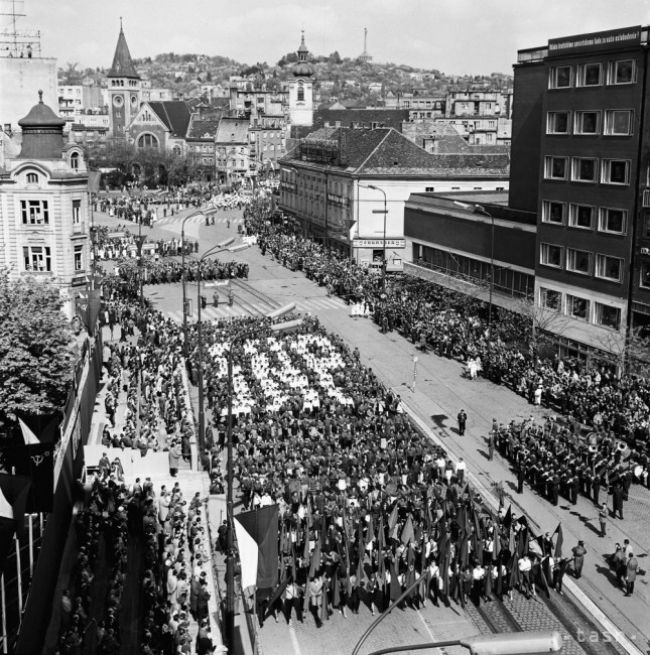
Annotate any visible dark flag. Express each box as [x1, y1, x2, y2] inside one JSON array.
[[503, 504, 512, 531], [5, 443, 54, 513], [389, 556, 401, 602], [233, 505, 279, 589], [553, 523, 563, 559]]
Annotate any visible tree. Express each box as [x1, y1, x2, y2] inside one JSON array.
[[60, 62, 82, 85], [0, 272, 76, 429], [513, 297, 570, 358]]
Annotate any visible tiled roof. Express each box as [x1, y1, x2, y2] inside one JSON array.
[[282, 127, 509, 177], [148, 101, 191, 137], [107, 27, 139, 79], [186, 114, 222, 139]]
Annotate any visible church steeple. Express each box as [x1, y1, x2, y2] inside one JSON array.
[[107, 21, 140, 79]]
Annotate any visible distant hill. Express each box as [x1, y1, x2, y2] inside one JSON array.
[[58, 51, 513, 105]]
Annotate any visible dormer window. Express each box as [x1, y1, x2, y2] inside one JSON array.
[[26, 173, 38, 184], [70, 152, 80, 170]]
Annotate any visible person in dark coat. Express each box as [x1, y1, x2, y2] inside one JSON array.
[[572, 540, 587, 579], [457, 410, 467, 436]]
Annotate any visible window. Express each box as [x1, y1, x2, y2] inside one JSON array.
[[568, 204, 594, 229], [604, 110, 633, 135], [542, 200, 565, 224], [540, 287, 562, 311], [550, 65, 572, 89], [544, 156, 568, 180], [74, 244, 83, 271], [567, 295, 589, 320], [574, 111, 600, 134], [595, 254, 623, 281], [641, 263, 650, 289], [137, 133, 159, 149], [598, 208, 626, 234], [595, 303, 621, 329], [572, 157, 597, 182], [70, 152, 79, 170], [567, 248, 592, 274], [577, 62, 602, 86], [601, 159, 630, 185], [23, 245, 52, 272], [540, 243, 563, 267], [72, 199, 81, 224], [21, 200, 49, 225], [546, 112, 570, 134], [297, 81, 305, 102], [609, 59, 635, 85], [26, 173, 38, 184]]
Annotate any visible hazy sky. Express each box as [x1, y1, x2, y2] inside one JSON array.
[[13, 0, 650, 74]]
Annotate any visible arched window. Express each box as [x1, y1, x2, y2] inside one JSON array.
[[137, 133, 159, 149], [297, 81, 305, 102], [70, 152, 80, 170], [26, 172, 38, 184], [173, 146, 181, 156]]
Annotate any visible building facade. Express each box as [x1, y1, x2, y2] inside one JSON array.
[[511, 25, 650, 359], [0, 93, 90, 320], [279, 127, 509, 268]]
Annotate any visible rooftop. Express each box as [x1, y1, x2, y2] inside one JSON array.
[[107, 25, 139, 79]]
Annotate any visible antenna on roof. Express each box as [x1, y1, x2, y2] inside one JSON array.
[[0, 0, 41, 58]]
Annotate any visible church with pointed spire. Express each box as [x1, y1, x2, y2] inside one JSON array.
[[107, 20, 141, 139], [288, 32, 314, 127]]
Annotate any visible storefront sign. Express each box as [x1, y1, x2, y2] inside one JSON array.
[[352, 239, 405, 249], [549, 26, 641, 54]]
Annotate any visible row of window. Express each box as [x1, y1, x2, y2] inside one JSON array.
[[20, 199, 81, 225], [540, 287, 622, 329], [540, 244, 623, 281], [542, 202, 626, 233], [22, 245, 84, 272], [547, 109, 633, 135], [549, 59, 635, 89], [544, 156, 630, 185]]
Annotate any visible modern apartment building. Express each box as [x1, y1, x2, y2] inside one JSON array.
[[511, 25, 650, 358]]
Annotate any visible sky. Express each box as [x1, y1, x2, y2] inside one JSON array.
[[10, 0, 650, 74]]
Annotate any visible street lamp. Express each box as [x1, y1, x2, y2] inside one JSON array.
[[223, 310, 302, 651], [181, 211, 204, 356], [359, 183, 388, 286]]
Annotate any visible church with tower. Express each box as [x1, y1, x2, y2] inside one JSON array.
[[288, 32, 314, 127], [106, 21, 142, 140]]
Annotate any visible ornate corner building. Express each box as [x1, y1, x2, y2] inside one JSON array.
[[0, 93, 90, 320]]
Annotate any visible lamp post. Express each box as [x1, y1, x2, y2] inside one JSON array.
[[359, 183, 388, 287], [223, 311, 302, 651], [181, 211, 203, 357], [135, 217, 146, 312]]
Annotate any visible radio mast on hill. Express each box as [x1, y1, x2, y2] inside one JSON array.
[[0, 0, 41, 58], [359, 27, 372, 63]]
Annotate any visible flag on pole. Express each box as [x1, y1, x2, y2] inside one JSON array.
[[233, 505, 279, 590], [400, 514, 415, 546], [553, 523, 563, 559], [0, 474, 31, 570], [4, 443, 54, 513]]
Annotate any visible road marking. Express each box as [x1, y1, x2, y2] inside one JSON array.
[[417, 608, 438, 643], [288, 622, 303, 655]]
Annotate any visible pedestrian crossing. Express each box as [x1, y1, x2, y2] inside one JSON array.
[[162, 295, 348, 324]]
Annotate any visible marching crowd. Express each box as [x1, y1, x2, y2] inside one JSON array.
[[115, 258, 249, 287], [191, 314, 586, 629], [93, 227, 200, 262]]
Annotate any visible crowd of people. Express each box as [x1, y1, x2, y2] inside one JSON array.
[[188, 314, 579, 629], [93, 226, 200, 262], [247, 211, 650, 478], [57, 471, 217, 654], [115, 258, 249, 287]]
